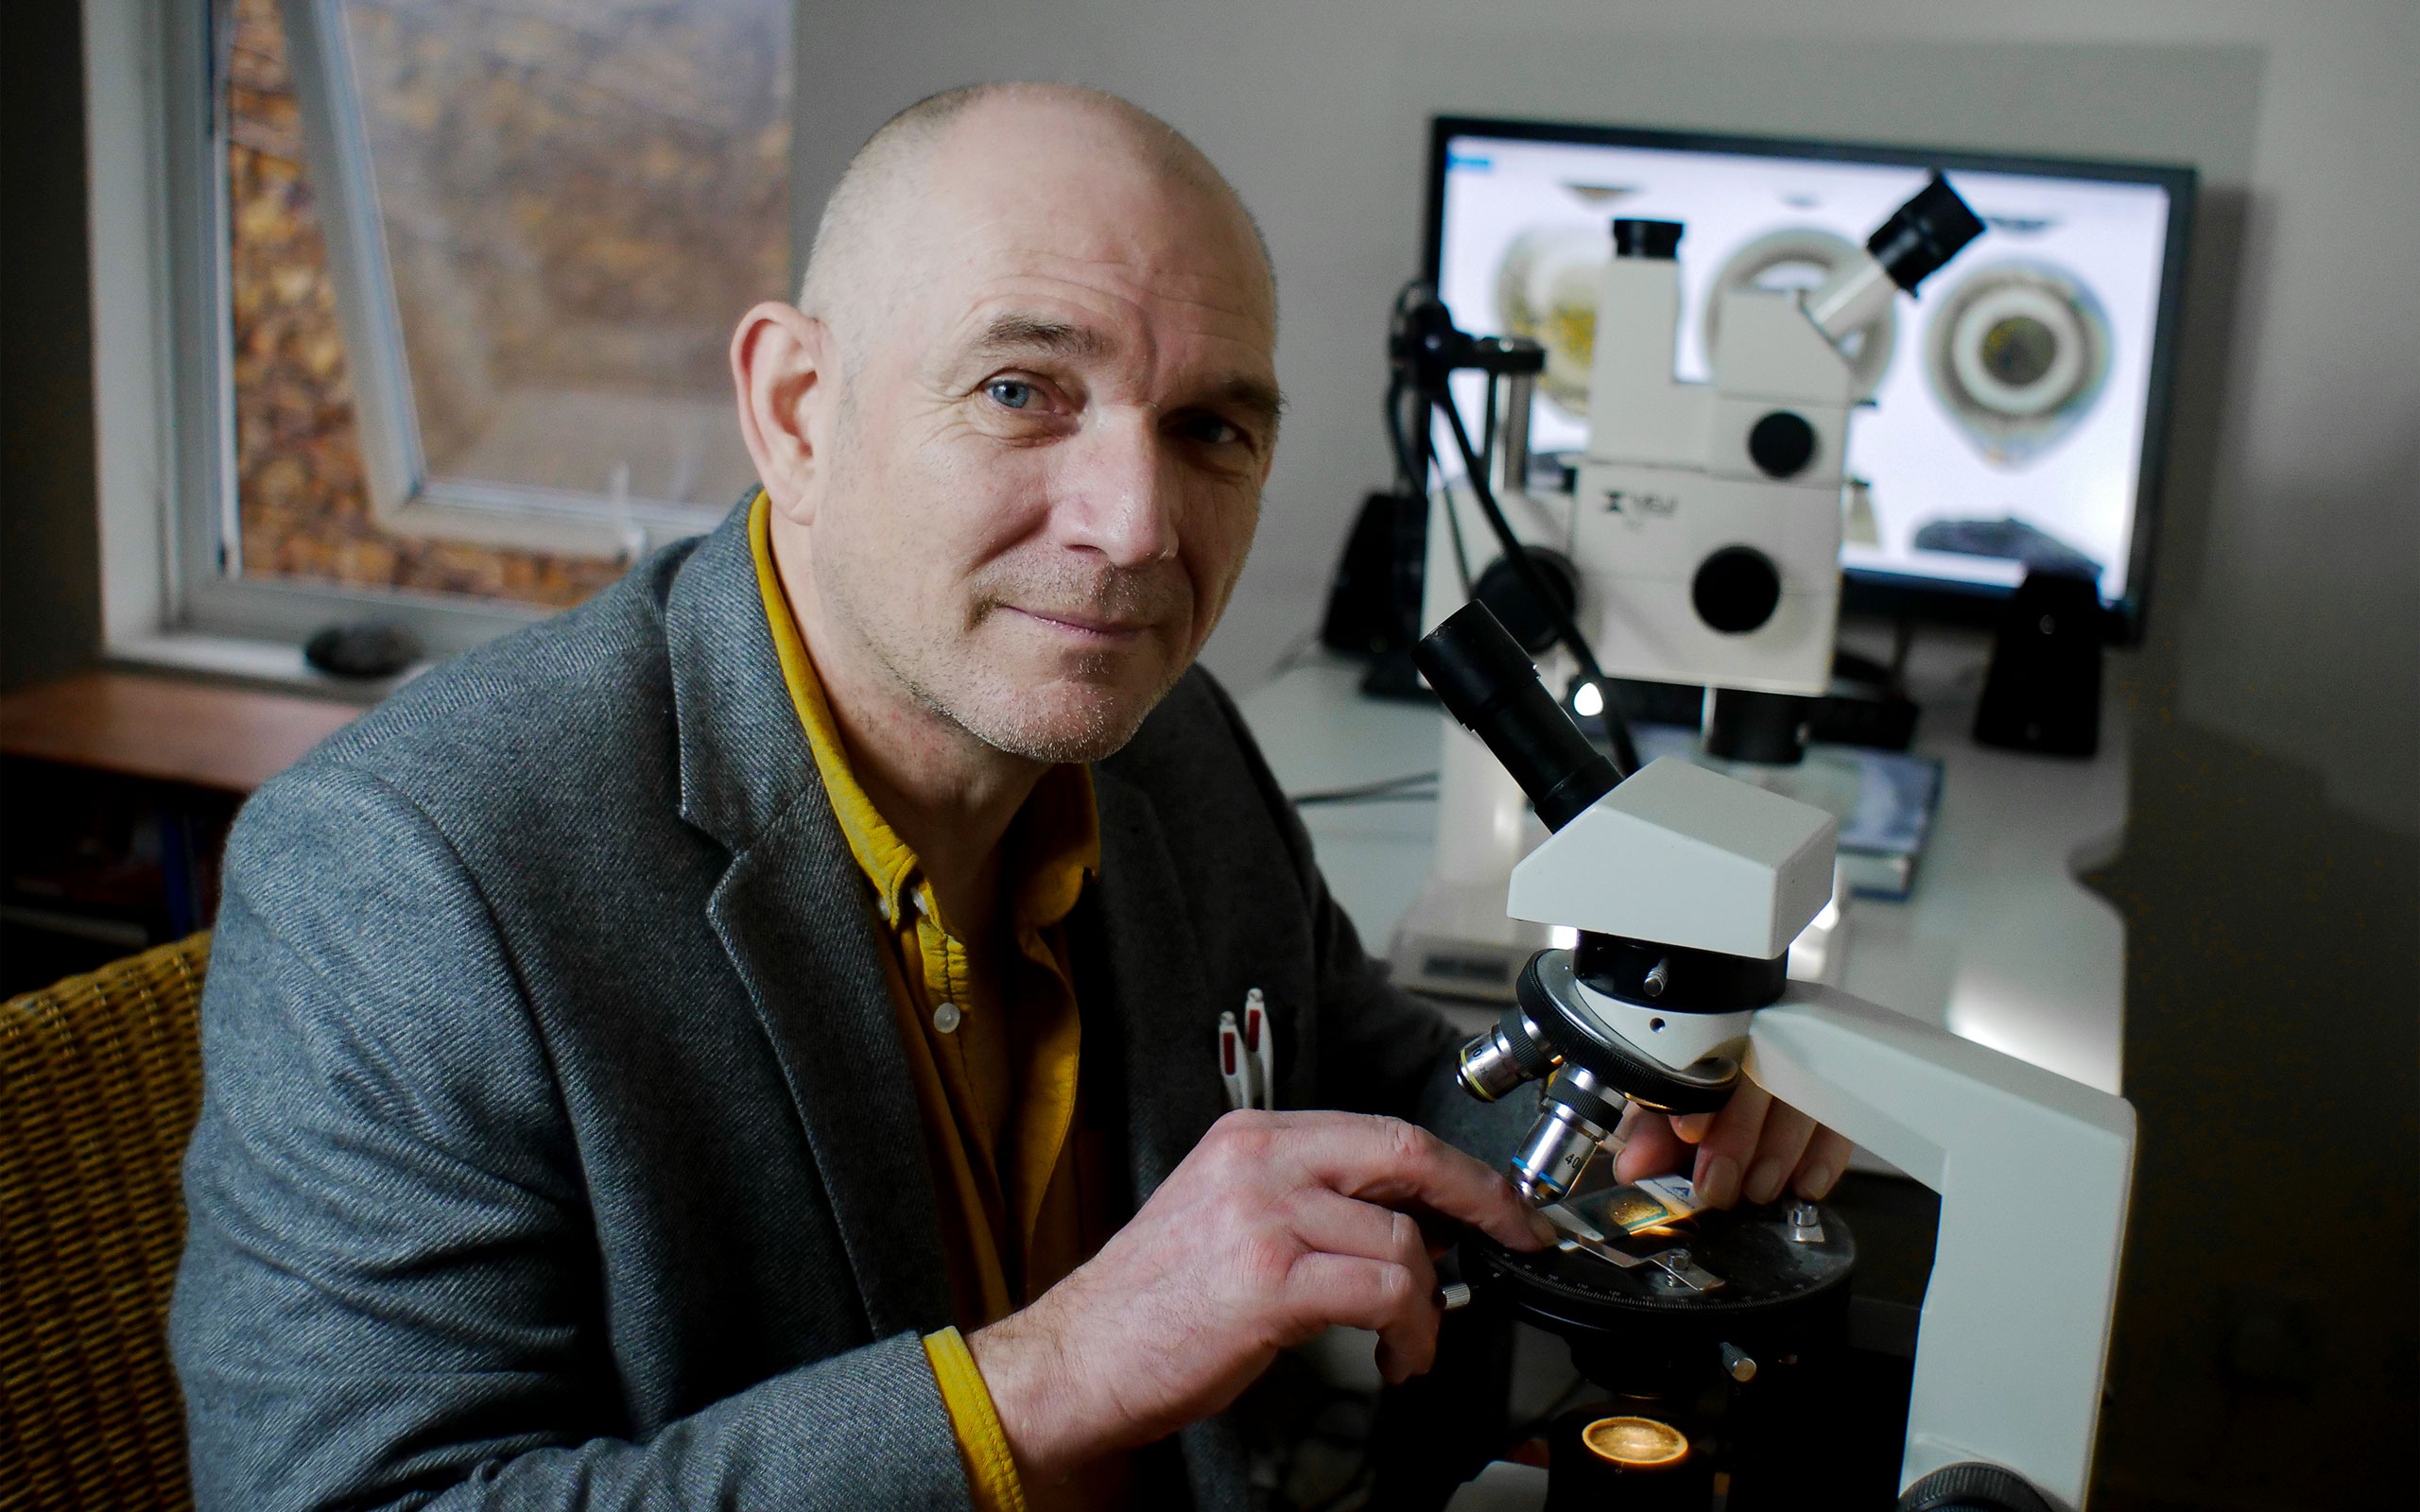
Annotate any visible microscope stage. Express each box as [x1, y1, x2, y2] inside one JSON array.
[[1468, 1194, 1857, 1369]]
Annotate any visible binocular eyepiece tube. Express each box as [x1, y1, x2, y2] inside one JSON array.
[[1412, 602, 1618, 833]]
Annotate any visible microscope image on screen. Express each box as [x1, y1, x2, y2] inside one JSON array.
[[1494, 226, 1608, 420], [1924, 260, 2114, 467], [1910, 515, 2104, 583]]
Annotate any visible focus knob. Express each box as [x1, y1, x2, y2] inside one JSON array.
[[1895, 1462, 2054, 1512], [1747, 409, 1818, 478], [1692, 546, 1783, 634], [1474, 547, 1580, 655]]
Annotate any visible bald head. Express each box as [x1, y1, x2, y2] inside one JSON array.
[[732, 81, 1283, 774], [798, 83, 1274, 351]]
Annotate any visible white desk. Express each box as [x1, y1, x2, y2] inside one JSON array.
[[1236, 639, 2129, 1096]]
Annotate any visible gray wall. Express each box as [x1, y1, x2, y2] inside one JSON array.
[[795, 5, 2418, 1505], [793, 0, 2418, 838]]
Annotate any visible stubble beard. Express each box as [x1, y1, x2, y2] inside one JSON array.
[[814, 471, 1200, 767], [909, 555, 1197, 765]]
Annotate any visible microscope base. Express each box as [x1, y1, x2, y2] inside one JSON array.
[[1390, 873, 1553, 1002]]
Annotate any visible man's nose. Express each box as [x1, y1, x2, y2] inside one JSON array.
[[1055, 412, 1180, 568]]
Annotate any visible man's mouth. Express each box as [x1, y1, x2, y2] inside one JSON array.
[[1007, 605, 1154, 643]]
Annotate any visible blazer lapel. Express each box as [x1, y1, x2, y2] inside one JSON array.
[[664, 511, 951, 1337], [1088, 766, 1229, 1203], [1085, 767, 1257, 1505]]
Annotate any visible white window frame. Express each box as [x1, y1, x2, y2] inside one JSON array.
[[81, 0, 788, 681], [278, 0, 745, 555]]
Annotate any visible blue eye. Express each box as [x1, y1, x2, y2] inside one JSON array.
[[986, 379, 1035, 410], [1184, 414, 1241, 446]]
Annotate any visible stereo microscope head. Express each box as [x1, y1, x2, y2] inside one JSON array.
[[1413, 602, 1839, 1202]]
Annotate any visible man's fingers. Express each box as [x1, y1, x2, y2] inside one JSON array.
[[1288, 1190, 1436, 1284], [1742, 1099, 1817, 1206], [1258, 1112, 1554, 1252], [1612, 1103, 1689, 1184], [1792, 1126, 1855, 1201], [1286, 1252, 1438, 1384], [1285, 1196, 1440, 1384], [1690, 1081, 1772, 1209]]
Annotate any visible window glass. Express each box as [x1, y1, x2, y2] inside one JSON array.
[[341, 0, 787, 510], [228, 0, 628, 603], [223, 0, 788, 606]]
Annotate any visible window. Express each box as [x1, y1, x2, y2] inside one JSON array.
[[88, 0, 795, 668]]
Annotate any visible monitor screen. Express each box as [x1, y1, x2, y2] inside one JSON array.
[[1424, 118, 2194, 639]]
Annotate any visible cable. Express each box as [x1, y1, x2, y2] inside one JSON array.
[[1433, 447, 1476, 598], [1384, 281, 1431, 495], [1288, 772, 1440, 808], [1383, 371, 1416, 495], [1266, 627, 1323, 679], [1428, 387, 1641, 777]]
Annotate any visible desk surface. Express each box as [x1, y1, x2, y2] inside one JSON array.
[[1236, 646, 2129, 1095], [0, 672, 361, 795]]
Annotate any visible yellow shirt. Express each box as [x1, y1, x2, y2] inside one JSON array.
[[751, 494, 1122, 1512]]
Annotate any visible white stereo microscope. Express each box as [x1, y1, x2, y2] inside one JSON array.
[[1390, 178, 1983, 1003], [1419, 602, 2134, 1512]]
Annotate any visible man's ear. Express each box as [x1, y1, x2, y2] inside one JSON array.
[[730, 301, 835, 524]]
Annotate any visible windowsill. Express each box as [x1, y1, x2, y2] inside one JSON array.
[[107, 631, 424, 706], [0, 666, 368, 794]]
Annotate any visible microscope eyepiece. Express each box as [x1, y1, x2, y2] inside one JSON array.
[[1414, 603, 1620, 833], [1612, 218, 1684, 260], [1866, 174, 1986, 295]]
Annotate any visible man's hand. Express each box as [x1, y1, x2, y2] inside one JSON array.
[[1611, 1082, 1852, 1210], [967, 1109, 1556, 1484]]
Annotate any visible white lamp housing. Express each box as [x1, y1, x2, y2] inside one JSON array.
[[1507, 756, 1836, 958]]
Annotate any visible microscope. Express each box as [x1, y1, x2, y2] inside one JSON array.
[[1420, 601, 2134, 1512], [1389, 178, 1983, 1002], [1575, 179, 1981, 736]]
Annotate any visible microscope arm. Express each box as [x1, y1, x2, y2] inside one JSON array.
[[1743, 984, 2135, 1512]]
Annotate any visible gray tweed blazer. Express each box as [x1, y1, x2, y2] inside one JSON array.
[[171, 503, 1512, 1510]]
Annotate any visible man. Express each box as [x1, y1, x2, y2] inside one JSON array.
[[174, 83, 1847, 1509]]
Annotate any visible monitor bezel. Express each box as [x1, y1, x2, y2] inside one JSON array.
[[1422, 114, 2198, 644]]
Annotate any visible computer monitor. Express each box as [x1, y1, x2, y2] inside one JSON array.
[[1423, 116, 2194, 642]]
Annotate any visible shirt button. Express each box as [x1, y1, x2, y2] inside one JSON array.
[[933, 1002, 962, 1034]]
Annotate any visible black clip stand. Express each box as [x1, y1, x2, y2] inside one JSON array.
[[1973, 571, 2106, 757]]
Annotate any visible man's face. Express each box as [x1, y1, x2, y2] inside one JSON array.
[[798, 120, 1280, 765]]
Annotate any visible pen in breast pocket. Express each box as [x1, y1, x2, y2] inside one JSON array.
[[1219, 1011, 1252, 1112], [1243, 988, 1275, 1111], [1219, 991, 1278, 1112]]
